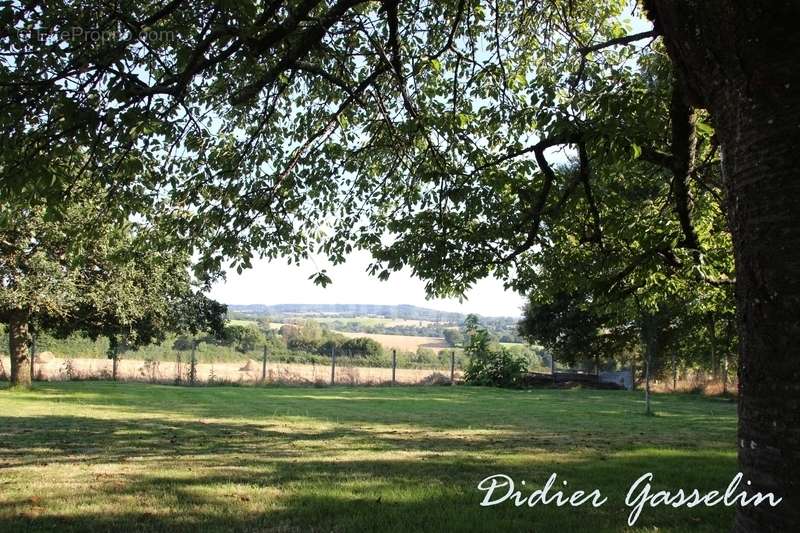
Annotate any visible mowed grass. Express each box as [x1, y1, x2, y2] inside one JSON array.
[[0, 383, 736, 532]]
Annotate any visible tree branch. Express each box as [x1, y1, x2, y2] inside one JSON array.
[[502, 145, 559, 262], [577, 29, 658, 55], [639, 146, 673, 169], [578, 143, 603, 245], [670, 79, 700, 252]]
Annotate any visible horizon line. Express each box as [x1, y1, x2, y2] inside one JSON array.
[[224, 302, 522, 319]]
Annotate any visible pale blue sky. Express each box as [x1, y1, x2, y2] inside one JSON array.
[[209, 250, 525, 318]]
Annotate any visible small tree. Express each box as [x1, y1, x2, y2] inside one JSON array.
[[222, 325, 265, 354], [463, 317, 526, 388], [443, 328, 463, 348]]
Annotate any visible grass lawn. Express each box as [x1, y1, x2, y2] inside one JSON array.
[[0, 383, 736, 532]]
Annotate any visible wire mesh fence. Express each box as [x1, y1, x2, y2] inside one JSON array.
[[0, 347, 464, 387]]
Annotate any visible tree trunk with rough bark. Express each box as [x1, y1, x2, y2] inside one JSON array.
[[647, 2, 800, 530], [8, 310, 31, 388]]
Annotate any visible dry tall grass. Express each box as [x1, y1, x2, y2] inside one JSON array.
[[0, 356, 458, 386], [650, 377, 737, 396]]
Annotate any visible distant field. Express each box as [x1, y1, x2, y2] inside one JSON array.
[[333, 330, 450, 353], [231, 318, 524, 354], [312, 316, 439, 327], [0, 382, 737, 532], [499, 342, 525, 348], [234, 316, 454, 353], [265, 316, 440, 327], [227, 319, 259, 327]]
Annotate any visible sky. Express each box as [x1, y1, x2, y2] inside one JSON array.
[[208, 250, 526, 318]]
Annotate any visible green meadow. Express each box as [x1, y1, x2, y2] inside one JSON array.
[[0, 383, 737, 532]]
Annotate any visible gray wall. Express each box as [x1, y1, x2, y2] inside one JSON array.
[[599, 370, 633, 390]]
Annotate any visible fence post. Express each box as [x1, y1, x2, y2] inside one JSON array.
[[190, 338, 197, 386], [450, 351, 455, 385], [551, 353, 556, 383], [176, 353, 182, 385], [330, 345, 336, 385], [261, 344, 268, 383], [391, 349, 396, 385], [112, 345, 118, 381]]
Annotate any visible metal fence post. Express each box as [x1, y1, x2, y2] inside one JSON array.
[[450, 351, 455, 385], [392, 349, 396, 385]]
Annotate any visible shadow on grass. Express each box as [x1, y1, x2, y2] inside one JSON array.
[[5, 382, 737, 438], [0, 383, 738, 532]]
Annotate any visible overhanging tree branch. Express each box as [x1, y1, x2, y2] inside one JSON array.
[[578, 143, 603, 245], [670, 80, 700, 253], [577, 29, 658, 55]]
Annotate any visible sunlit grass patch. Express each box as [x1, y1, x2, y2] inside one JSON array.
[[0, 382, 736, 532]]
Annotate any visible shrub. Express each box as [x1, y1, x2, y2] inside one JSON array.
[[463, 347, 527, 387], [462, 316, 526, 387], [60, 359, 77, 380], [340, 337, 383, 358], [420, 372, 451, 385]]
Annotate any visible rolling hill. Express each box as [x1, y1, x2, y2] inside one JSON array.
[[227, 303, 518, 322]]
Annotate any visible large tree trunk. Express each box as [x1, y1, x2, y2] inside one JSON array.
[[647, 2, 800, 530], [8, 310, 31, 388]]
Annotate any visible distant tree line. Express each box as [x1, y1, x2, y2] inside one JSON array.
[[228, 313, 526, 345]]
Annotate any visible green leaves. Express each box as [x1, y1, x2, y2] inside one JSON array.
[[0, 0, 731, 324], [695, 118, 714, 137], [631, 142, 642, 160], [309, 270, 333, 288]]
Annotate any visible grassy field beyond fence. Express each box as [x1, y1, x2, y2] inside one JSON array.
[[0, 382, 737, 532]]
